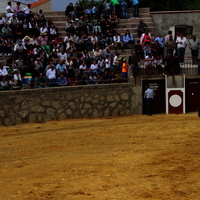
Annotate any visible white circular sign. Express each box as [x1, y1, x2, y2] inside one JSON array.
[[169, 94, 182, 107]]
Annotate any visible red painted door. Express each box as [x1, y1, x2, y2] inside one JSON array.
[[185, 79, 200, 112]]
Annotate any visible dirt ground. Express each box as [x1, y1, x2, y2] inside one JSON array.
[[0, 114, 200, 200]]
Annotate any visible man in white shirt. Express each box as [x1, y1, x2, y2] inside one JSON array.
[[5, 1, 14, 18], [144, 85, 155, 116], [46, 65, 57, 87], [176, 33, 188, 64]]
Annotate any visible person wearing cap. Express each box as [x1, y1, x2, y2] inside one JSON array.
[[5, 2, 14, 18], [22, 36, 31, 46], [14, 39, 26, 59]]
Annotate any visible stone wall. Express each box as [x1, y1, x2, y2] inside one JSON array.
[[0, 83, 141, 126]]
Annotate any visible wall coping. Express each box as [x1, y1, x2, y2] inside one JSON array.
[[150, 10, 200, 14]]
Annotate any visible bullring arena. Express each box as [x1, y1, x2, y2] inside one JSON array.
[[1, 113, 200, 199]]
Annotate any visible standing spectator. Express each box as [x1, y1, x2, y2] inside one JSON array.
[[154, 55, 163, 75], [144, 53, 155, 75], [5, 1, 14, 18], [37, 73, 47, 88], [155, 33, 164, 58], [144, 85, 155, 116], [131, 0, 139, 19], [111, 0, 120, 19], [128, 50, 140, 76], [176, 33, 188, 64], [165, 30, 173, 43], [165, 35, 176, 56], [121, 58, 129, 79], [188, 35, 200, 65], [46, 64, 57, 87], [120, 0, 128, 19]]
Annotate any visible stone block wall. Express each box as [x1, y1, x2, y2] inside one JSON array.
[[0, 83, 139, 126]]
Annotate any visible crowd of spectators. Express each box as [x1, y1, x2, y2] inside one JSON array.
[[0, 1, 197, 90]]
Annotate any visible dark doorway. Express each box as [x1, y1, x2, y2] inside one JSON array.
[[143, 79, 166, 114], [185, 79, 200, 112]]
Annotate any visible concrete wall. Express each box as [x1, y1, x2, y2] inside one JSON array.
[[0, 83, 142, 126], [150, 10, 200, 56]]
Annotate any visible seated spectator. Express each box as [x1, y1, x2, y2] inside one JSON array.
[[85, 6, 92, 20], [23, 4, 34, 20], [34, 57, 44, 73], [74, 35, 84, 51], [14, 1, 27, 22], [109, 10, 118, 29], [93, 47, 103, 60], [98, 33, 106, 50], [123, 29, 135, 49], [0, 36, 5, 56], [92, 4, 98, 20], [37, 9, 46, 27], [97, 56, 105, 75], [76, 16, 87, 34], [79, 61, 88, 76], [83, 49, 92, 68], [13, 23, 23, 41], [57, 73, 68, 86], [28, 17, 39, 37], [140, 30, 152, 44], [5, 1, 14, 18], [105, 29, 113, 45], [86, 18, 94, 35], [65, 3, 77, 21], [90, 60, 99, 75], [93, 19, 102, 34], [38, 32, 51, 55], [0, 14, 6, 31], [13, 69, 22, 87], [4, 37, 13, 56], [40, 24, 48, 35], [143, 42, 151, 57], [89, 73, 97, 84], [0, 63, 8, 77], [75, 4, 84, 19], [58, 49, 67, 61], [82, 33, 92, 51], [14, 39, 26, 59], [49, 25, 58, 41], [56, 60, 68, 77], [37, 73, 47, 88], [66, 39, 76, 53], [1, 23, 13, 40], [8, 14, 19, 31], [113, 33, 124, 53], [0, 76, 9, 90], [90, 33, 98, 51], [65, 19, 76, 35]]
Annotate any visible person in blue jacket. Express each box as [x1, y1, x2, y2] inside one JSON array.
[[131, 0, 139, 19]]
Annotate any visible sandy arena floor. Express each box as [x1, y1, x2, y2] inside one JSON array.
[[0, 114, 200, 200]]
